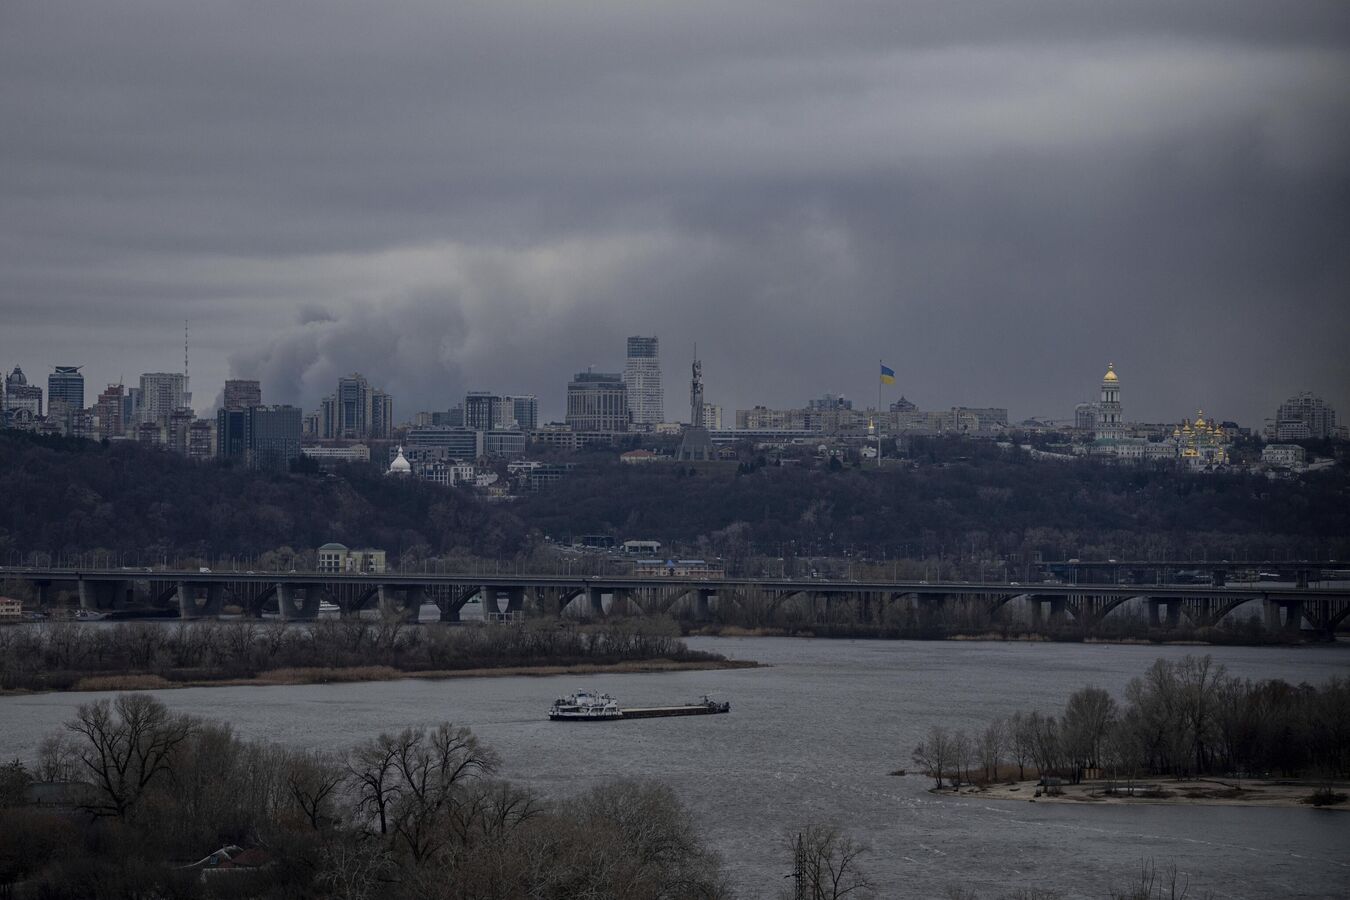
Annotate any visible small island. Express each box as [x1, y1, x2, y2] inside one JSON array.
[[909, 653, 1350, 811]]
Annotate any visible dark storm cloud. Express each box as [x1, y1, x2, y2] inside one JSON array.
[[2, 1, 1347, 423]]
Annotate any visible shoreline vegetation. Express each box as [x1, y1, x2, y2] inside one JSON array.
[[908, 654, 1350, 815], [950, 775, 1349, 810], [682, 623, 1348, 646], [0, 619, 753, 695], [8, 658, 758, 696]]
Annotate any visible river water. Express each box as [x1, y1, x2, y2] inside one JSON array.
[[2, 637, 1347, 898]]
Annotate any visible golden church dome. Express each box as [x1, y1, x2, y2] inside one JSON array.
[[1103, 364, 1118, 382]]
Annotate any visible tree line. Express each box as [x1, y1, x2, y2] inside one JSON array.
[[2, 430, 1347, 571], [912, 655, 1350, 789], [0, 619, 718, 692]]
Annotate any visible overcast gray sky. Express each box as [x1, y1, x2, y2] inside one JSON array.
[[3, 1, 1348, 425]]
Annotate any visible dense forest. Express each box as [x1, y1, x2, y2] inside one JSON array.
[[1, 431, 1347, 568]]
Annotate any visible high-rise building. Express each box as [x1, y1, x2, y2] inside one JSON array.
[[464, 392, 505, 430], [371, 389, 394, 439], [1269, 392, 1337, 441], [95, 384, 126, 439], [223, 379, 262, 410], [623, 336, 663, 427], [48, 366, 84, 410], [247, 405, 302, 471], [217, 408, 249, 461], [139, 372, 189, 424], [320, 373, 393, 440], [508, 395, 539, 431], [1094, 364, 1122, 440], [566, 371, 629, 432], [186, 419, 215, 460]]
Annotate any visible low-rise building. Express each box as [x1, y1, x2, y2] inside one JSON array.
[[1262, 444, 1307, 469], [632, 559, 725, 578], [0, 596, 23, 619], [620, 449, 658, 464], [316, 543, 387, 574]]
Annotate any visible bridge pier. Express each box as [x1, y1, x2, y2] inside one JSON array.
[[378, 584, 424, 621], [1029, 596, 1067, 625], [586, 586, 605, 617], [1265, 599, 1303, 633], [177, 581, 224, 618], [1148, 598, 1181, 628], [277, 583, 321, 621], [79, 579, 131, 611]]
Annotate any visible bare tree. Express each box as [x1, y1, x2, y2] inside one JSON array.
[[784, 823, 872, 900], [1008, 711, 1035, 780], [383, 723, 498, 864], [65, 693, 196, 819], [911, 726, 955, 789], [952, 730, 974, 787], [284, 750, 345, 830], [1062, 686, 1118, 783], [979, 719, 1007, 783]]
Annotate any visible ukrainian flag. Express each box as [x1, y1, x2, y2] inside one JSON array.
[[880, 364, 896, 385]]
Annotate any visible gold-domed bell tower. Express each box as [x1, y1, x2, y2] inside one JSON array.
[[1096, 363, 1123, 439]]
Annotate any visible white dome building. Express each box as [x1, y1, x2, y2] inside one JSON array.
[[387, 446, 412, 476]]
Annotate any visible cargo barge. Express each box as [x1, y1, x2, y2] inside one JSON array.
[[549, 691, 730, 721]]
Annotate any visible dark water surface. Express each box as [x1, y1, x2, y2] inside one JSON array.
[[2, 637, 1347, 898]]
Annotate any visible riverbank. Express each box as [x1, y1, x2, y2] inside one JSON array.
[[943, 776, 1349, 810], [0, 657, 760, 695]]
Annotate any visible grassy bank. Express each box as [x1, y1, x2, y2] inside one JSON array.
[[43, 657, 759, 694]]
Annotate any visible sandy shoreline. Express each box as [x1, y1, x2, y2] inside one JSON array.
[[0, 657, 761, 695], [934, 776, 1348, 810]]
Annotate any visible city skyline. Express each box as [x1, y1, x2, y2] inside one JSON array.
[[0, 347, 1342, 431], [3, 3, 1348, 427]]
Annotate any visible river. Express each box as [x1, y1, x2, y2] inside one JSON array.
[[2, 637, 1347, 898]]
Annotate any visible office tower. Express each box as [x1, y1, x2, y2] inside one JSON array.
[[223, 379, 262, 410], [95, 384, 126, 438], [48, 366, 84, 410], [139, 372, 189, 424], [247, 405, 302, 471], [509, 395, 539, 430], [217, 408, 249, 461], [623, 336, 663, 427], [464, 392, 504, 431], [566, 371, 629, 432]]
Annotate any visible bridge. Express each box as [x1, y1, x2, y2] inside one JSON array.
[[4, 566, 1348, 638], [1036, 559, 1347, 589]]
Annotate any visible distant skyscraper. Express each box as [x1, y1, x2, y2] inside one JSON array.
[[48, 366, 84, 410], [464, 392, 504, 431], [223, 379, 262, 410], [1270, 391, 1336, 441], [217, 408, 249, 461], [95, 384, 126, 439], [566, 371, 629, 432], [623, 336, 663, 427], [320, 373, 392, 440], [508, 395, 539, 431], [1095, 364, 1123, 440], [139, 372, 189, 424], [247, 405, 302, 470]]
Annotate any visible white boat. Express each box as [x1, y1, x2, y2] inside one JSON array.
[[549, 690, 623, 721]]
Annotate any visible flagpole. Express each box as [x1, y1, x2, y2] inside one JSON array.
[[877, 357, 882, 468]]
